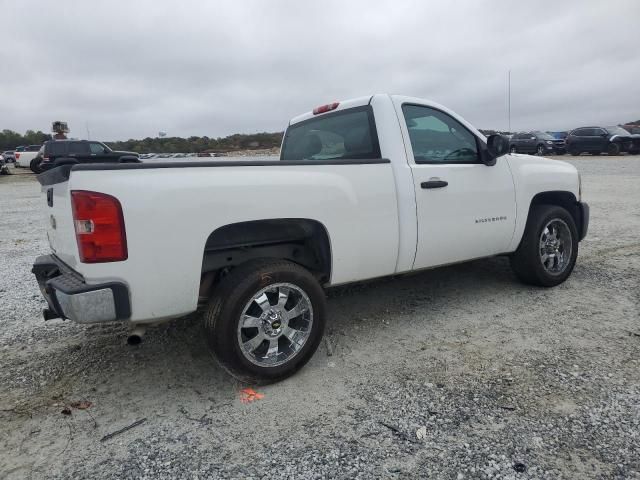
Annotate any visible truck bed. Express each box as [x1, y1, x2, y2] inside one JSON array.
[[37, 158, 400, 322]]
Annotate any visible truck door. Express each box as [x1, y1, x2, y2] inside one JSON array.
[[89, 142, 109, 162], [396, 102, 516, 269]]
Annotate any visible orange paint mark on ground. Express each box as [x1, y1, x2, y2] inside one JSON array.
[[240, 388, 265, 404]]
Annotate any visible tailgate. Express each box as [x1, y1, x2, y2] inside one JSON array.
[[38, 166, 79, 267]]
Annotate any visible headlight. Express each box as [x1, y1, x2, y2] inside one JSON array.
[[546, 140, 553, 145]]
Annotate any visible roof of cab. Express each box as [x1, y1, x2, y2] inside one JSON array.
[[289, 95, 373, 125]]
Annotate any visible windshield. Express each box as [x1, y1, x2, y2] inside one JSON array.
[[606, 126, 630, 136], [281, 106, 380, 161], [533, 131, 555, 140]]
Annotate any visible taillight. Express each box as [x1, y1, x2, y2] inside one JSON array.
[[71, 190, 127, 263], [313, 102, 339, 115], [15, 153, 20, 160], [44, 155, 50, 161]]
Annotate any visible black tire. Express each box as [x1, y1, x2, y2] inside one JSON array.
[[536, 144, 545, 156], [510, 205, 579, 287], [569, 145, 580, 156], [204, 259, 326, 384], [29, 157, 42, 174], [607, 143, 620, 156], [509, 145, 517, 154]]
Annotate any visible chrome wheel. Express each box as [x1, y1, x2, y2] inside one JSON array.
[[510, 146, 517, 154], [237, 283, 313, 367], [537, 145, 545, 156], [539, 219, 572, 275]]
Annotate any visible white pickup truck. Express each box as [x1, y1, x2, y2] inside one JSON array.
[[33, 94, 589, 383], [14, 145, 42, 169]]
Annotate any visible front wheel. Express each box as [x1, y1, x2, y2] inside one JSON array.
[[536, 144, 545, 156], [509, 145, 517, 154], [607, 143, 620, 156], [510, 205, 578, 287], [204, 259, 326, 384]]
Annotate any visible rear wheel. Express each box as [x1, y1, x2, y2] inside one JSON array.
[[204, 259, 326, 384], [607, 143, 620, 156], [510, 205, 578, 287], [29, 157, 42, 174], [509, 145, 517, 154]]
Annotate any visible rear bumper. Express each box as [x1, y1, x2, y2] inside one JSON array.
[[32, 255, 130, 323], [578, 201, 589, 241]]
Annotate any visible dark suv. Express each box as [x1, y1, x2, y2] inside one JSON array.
[[565, 126, 638, 156], [35, 140, 139, 172], [509, 131, 566, 155]]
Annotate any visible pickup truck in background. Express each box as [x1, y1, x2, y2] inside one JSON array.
[[14, 145, 42, 168], [31, 139, 139, 173], [32, 94, 589, 383]]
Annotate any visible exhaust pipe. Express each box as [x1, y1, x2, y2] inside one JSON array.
[[127, 326, 146, 345]]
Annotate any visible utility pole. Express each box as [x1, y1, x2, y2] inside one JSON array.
[[508, 70, 511, 133], [86, 122, 91, 140]]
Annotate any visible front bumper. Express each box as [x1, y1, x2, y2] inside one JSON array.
[[578, 202, 589, 241], [32, 255, 130, 323]]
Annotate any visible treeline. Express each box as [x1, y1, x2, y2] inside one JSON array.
[[0, 129, 51, 151], [107, 132, 284, 154], [0, 129, 283, 154]]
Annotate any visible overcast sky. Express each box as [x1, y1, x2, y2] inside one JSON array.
[[2, 0, 639, 140]]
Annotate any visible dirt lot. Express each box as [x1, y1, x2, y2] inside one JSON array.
[[1, 158, 639, 479]]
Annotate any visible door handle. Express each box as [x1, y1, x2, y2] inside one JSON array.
[[421, 180, 448, 189]]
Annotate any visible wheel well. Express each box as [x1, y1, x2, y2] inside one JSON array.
[[529, 191, 580, 229], [200, 219, 332, 294]]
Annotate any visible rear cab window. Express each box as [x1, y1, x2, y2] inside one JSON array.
[[281, 106, 381, 161]]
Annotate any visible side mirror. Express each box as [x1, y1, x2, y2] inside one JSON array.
[[484, 134, 509, 165]]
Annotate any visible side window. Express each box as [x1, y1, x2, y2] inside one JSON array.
[[90, 142, 105, 154], [69, 142, 90, 154], [402, 105, 479, 164], [49, 142, 66, 155], [281, 106, 380, 160]]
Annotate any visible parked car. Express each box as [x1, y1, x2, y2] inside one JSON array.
[[2, 150, 16, 163], [33, 140, 139, 173], [0, 154, 9, 175], [509, 131, 566, 155], [622, 125, 640, 154], [33, 94, 588, 384], [565, 126, 636, 156], [14, 145, 43, 168]]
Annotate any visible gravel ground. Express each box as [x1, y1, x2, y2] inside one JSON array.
[[1, 158, 639, 479]]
